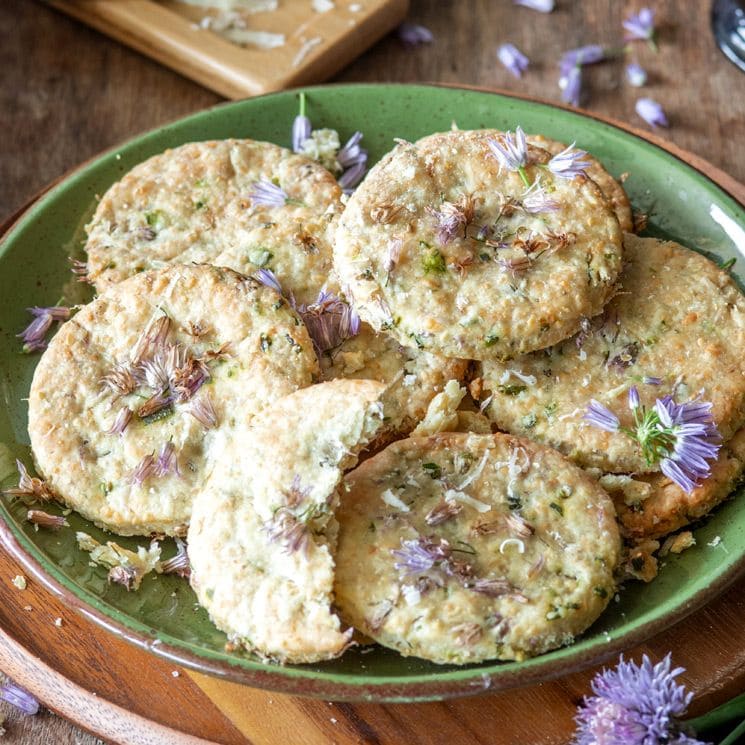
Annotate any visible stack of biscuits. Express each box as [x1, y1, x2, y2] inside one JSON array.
[[24, 128, 745, 666]]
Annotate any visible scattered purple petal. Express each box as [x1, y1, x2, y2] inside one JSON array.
[[584, 400, 620, 432], [156, 441, 180, 478], [623, 7, 656, 43], [626, 62, 648, 87], [264, 508, 311, 555], [338, 160, 367, 193], [488, 127, 529, 172], [643, 376, 662, 386], [186, 394, 218, 429], [559, 64, 583, 107], [27, 509, 69, 530], [397, 22, 433, 46], [159, 537, 191, 578], [636, 98, 668, 128], [561, 44, 606, 72], [574, 654, 704, 745], [513, 0, 554, 12], [70, 258, 90, 283], [298, 289, 360, 354], [547, 143, 591, 179], [0, 679, 40, 715], [106, 406, 133, 436], [292, 114, 312, 153], [392, 537, 441, 575], [384, 239, 403, 274], [130, 453, 157, 487], [253, 268, 284, 296], [337, 131, 367, 169], [17, 306, 71, 353], [428, 197, 475, 244], [521, 181, 561, 213], [628, 385, 641, 410], [249, 179, 288, 208], [497, 43, 530, 78]]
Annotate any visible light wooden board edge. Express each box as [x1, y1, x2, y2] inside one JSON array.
[[0, 625, 212, 745], [46, 0, 410, 99]]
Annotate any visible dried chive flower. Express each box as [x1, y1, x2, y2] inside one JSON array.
[[264, 508, 312, 555], [497, 43, 529, 78], [158, 538, 191, 578], [101, 363, 138, 397], [573, 654, 704, 745], [70, 257, 91, 283], [106, 406, 133, 436], [428, 194, 477, 244], [27, 509, 68, 529], [298, 289, 360, 354], [186, 394, 218, 429], [425, 499, 463, 526], [17, 306, 71, 353], [3, 460, 55, 501]]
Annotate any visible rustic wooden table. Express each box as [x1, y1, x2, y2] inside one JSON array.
[[1, 1, 744, 743]]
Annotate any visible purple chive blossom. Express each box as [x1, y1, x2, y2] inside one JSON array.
[[428, 200, 471, 244], [106, 406, 133, 436], [521, 181, 560, 213], [130, 454, 156, 487], [488, 127, 529, 173], [338, 160, 367, 193], [644, 376, 662, 385], [513, 0, 554, 12], [559, 64, 583, 107], [498, 43, 530, 78], [396, 22, 434, 46], [623, 7, 656, 45], [392, 537, 440, 575], [384, 238, 403, 274], [584, 400, 621, 432], [337, 131, 366, 169], [298, 289, 360, 354], [574, 654, 705, 745], [253, 268, 284, 296], [636, 98, 668, 128], [0, 678, 40, 715], [628, 385, 641, 410], [17, 306, 71, 353], [626, 62, 648, 87], [547, 143, 592, 179], [561, 44, 607, 71], [654, 397, 721, 494], [292, 92, 312, 153], [249, 179, 288, 208]]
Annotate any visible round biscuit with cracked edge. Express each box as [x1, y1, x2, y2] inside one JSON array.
[[602, 426, 745, 542], [85, 139, 342, 305], [28, 264, 319, 537], [333, 129, 623, 361], [188, 379, 388, 664], [319, 321, 468, 434], [333, 432, 620, 665], [479, 234, 745, 473], [526, 134, 634, 233]]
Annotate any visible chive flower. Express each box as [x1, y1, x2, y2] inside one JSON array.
[[623, 7, 657, 47], [583, 388, 721, 494], [396, 22, 434, 45], [574, 654, 705, 745], [559, 64, 583, 107], [547, 144, 592, 179], [17, 306, 71, 353], [0, 678, 40, 715], [298, 289, 360, 354], [626, 62, 648, 87], [249, 179, 289, 208]]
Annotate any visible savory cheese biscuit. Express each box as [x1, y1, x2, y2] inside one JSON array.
[[480, 235, 745, 473], [333, 129, 623, 360], [605, 427, 745, 541], [85, 139, 342, 305], [319, 322, 468, 434], [526, 135, 633, 233], [28, 264, 319, 536], [334, 432, 620, 664], [188, 379, 387, 663]]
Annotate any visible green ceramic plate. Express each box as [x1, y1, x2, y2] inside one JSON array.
[[1, 84, 744, 703]]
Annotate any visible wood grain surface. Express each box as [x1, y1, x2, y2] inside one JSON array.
[[2, 0, 745, 742]]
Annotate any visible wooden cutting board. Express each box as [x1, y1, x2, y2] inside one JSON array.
[[1, 538, 745, 745], [45, 0, 409, 99]]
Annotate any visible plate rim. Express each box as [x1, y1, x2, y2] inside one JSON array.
[[1, 82, 744, 703]]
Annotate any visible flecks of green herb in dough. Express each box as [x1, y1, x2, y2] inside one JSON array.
[[546, 607, 561, 621], [205, 588, 214, 600], [99, 481, 113, 496], [144, 210, 166, 230], [544, 402, 558, 419], [260, 334, 272, 352], [507, 494, 522, 511], [522, 413, 537, 429], [497, 384, 526, 396], [484, 333, 499, 347], [140, 406, 174, 425], [409, 333, 426, 349], [593, 586, 608, 598], [248, 248, 273, 267], [549, 502, 564, 516], [422, 462, 442, 480], [284, 333, 302, 353], [272, 300, 284, 311], [422, 248, 447, 275]]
